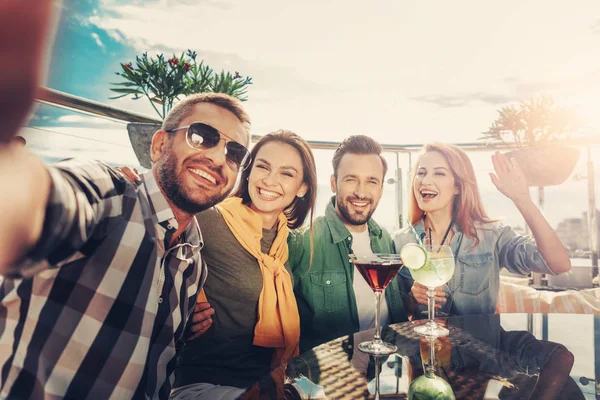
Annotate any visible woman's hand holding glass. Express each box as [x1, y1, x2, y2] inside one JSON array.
[[411, 282, 446, 310]]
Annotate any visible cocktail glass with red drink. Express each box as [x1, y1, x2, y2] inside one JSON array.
[[349, 253, 404, 355]]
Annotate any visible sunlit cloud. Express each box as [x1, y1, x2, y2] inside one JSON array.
[[411, 92, 516, 108], [91, 32, 105, 49], [82, 0, 600, 144], [105, 29, 125, 43]]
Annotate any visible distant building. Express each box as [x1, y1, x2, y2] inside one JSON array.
[[556, 210, 600, 257]]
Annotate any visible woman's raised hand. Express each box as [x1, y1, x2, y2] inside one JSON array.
[[489, 151, 530, 204]]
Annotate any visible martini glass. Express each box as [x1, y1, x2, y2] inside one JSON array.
[[349, 253, 403, 355]]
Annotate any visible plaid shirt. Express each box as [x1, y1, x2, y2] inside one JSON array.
[[0, 160, 205, 399]]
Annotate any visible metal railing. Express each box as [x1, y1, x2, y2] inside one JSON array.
[[36, 87, 161, 124], [33, 87, 600, 284], [35, 87, 600, 150]]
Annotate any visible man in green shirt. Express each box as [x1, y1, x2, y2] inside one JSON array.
[[289, 135, 408, 352]]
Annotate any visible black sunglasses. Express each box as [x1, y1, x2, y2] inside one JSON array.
[[166, 122, 251, 171]]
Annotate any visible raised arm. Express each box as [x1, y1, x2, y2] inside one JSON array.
[[490, 152, 571, 274], [0, 147, 51, 273], [0, 0, 56, 273], [1, 160, 132, 277]]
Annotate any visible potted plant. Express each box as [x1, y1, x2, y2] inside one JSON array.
[[110, 49, 253, 168], [480, 95, 580, 187]]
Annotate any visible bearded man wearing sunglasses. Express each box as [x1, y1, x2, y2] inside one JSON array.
[[0, 2, 251, 398]]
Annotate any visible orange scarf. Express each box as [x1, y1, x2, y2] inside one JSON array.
[[197, 197, 300, 368]]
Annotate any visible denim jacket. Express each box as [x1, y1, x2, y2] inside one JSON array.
[[289, 197, 408, 352], [392, 220, 553, 316]]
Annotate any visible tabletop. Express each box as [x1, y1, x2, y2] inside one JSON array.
[[284, 313, 600, 400]]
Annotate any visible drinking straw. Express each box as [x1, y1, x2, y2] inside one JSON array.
[[405, 218, 424, 246]]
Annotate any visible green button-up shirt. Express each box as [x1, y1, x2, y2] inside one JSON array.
[[289, 197, 408, 352]]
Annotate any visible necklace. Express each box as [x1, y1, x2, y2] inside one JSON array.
[[424, 215, 455, 247]]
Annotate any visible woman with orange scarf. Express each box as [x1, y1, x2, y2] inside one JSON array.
[[171, 130, 317, 400]]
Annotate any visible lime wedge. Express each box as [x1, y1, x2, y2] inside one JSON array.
[[400, 243, 428, 270]]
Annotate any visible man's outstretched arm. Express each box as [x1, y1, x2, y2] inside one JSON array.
[[0, 147, 51, 273]]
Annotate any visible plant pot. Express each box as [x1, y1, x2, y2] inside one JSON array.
[[505, 146, 580, 187], [127, 122, 161, 169]]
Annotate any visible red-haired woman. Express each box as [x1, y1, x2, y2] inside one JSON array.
[[393, 142, 571, 316]]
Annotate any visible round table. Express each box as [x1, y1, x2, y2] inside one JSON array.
[[282, 313, 597, 399]]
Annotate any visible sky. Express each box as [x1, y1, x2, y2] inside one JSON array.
[[39, 0, 600, 141], [26, 0, 600, 232]]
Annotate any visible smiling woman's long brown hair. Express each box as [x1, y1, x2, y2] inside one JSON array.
[[408, 142, 494, 244], [233, 130, 317, 230]]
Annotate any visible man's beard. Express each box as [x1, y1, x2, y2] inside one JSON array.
[[156, 152, 231, 215], [336, 194, 377, 226]]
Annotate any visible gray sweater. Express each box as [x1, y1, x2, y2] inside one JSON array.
[[174, 206, 290, 389]]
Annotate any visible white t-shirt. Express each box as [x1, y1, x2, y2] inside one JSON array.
[[351, 229, 390, 331]]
